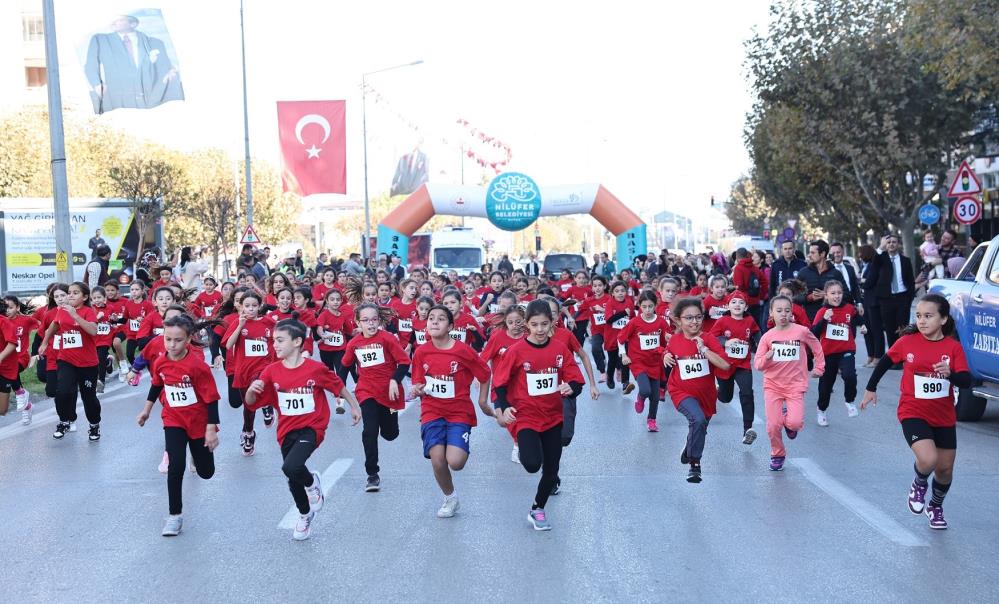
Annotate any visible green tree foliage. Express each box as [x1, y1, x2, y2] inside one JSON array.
[[108, 156, 184, 265]]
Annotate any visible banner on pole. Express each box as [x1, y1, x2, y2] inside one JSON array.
[[276, 100, 347, 196]]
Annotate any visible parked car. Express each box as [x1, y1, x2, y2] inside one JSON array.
[[542, 253, 588, 276]]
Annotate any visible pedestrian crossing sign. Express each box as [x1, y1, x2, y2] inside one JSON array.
[[240, 224, 262, 246]]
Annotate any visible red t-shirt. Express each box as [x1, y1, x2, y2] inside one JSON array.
[[124, 299, 155, 338], [603, 295, 636, 351], [223, 316, 277, 388], [10, 314, 40, 368], [710, 314, 759, 374], [105, 297, 127, 335], [887, 333, 968, 427], [92, 304, 115, 348], [480, 329, 525, 374], [491, 337, 583, 436], [412, 341, 491, 426], [312, 283, 333, 304], [0, 316, 19, 380], [579, 294, 609, 337], [812, 303, 860, 355], [342, 330, 410, 409], [137, 312, 165, 339], [151, 350, 220, 440], [315, 309, 355, 351], [411, 317, 428, 349], [618, 315, 671, 377], [665, 332, 724, 418], [250, 358, 345, 446], [448, 312, 480, 344], [53, 306, 99, 367], [194, 291, 223, 319], [390, 299, 418, 347], [702, 294, 729, 333]]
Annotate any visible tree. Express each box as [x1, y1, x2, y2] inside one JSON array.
[[165, 149, 236, 275], [108, 156, 184, 268]]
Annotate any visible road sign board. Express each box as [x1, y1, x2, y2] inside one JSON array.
[[918, 203, 940, 225], [240, 224, 262, 245], [947, 160, 982, 197], [55, 251, 68, 271], [781, 227, 795, 240], [952, 196, 982, 225]]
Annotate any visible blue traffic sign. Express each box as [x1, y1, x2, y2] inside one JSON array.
[[918, 203, 940, 225]]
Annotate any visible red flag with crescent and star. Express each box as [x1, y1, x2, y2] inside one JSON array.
[[276, 100, 346, 196]]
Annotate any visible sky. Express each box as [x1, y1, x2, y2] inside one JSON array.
[[50, 0, 773, 220]]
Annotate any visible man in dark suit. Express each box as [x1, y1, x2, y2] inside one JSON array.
[[388, 255, 406, 281], [524, 254, 541, 277], [84, 14, 184, 114], [828, 242, 861, 305], [865, 234, 914, 348]]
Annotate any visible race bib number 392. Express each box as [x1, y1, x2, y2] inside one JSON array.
[[357, 347, 385, 367]]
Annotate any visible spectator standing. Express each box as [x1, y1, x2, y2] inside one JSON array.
[[731, 247, 769, 328], [768, 240, 806, 299], [797, 240, 842, 320], [866, 234, 914, 350], [858, 244, 885, 367]]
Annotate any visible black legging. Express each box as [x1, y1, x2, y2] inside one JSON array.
[[816, 352, 857, 410], [164, 427, 215, 515], [209, 331, 223, 362], [360, 399, 400, 476], [589, 333, 606, 373], [97, 346, 110, 384], [635, 372, 661, 419], [44, 367, 57, 398], [126, 338, 140, 365], [281, 427, 318, 514], [226, 374, 242, 408], [55, 361, 101, 424], [518, 424, 563, 510], [321, 350, 356, 384], [571, 320, 588, 347], [717, 367, 755, 431], [606, 349, 630, 387]]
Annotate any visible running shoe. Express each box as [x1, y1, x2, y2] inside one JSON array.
[[742, 428, 758, 445], [550, 478, 561, 496], [686, 464, 702, 483], [161, 515, 183, 537], [88, 423, 101, 442], [128, 372, 141, 387], [53, 422, 70, 439], [262, 406, 275, 428], [647, 418, 658, 432], [307, 472, 324, 512], [680, 448, 689, 465], [159, 451, 169, 474], [845, 402, 859, 418], [69, 421, 77, 432], [606, 376, 616, 390], [118, 369, 128, 383], [634, 397, 645, 414], [96, 380, 105, 394], [20, 402, 32, 426], [785, 426, 798, 440], [769, 456, 785, 471], [528, 508, 552, 531], [598, 373, 606, 384], [241, 431, 256, 456], [908, 480, 927, 514], [511, 445, 520, 464], [622, 383, 636, 395], [293, 511, 315, 540], [925, 503, 947, 529], [817, 410, 829, 427], [437, 495, 460, 518], [335, 399, 346, 415], [14, 389, 29, 410], [365, 474, 381, 492]]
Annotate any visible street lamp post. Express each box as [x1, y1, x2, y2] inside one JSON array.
[[362, 60, 423, 259]]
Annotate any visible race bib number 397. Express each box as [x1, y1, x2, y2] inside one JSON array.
[[526, 372, 558, 396]]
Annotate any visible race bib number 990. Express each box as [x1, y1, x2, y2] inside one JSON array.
[[913, 374, 949, 400], [825, 323, 849, 341], [357, 347, 385, 367], [771, 343, 800, 362], [526, 372, 558, 396], [165, 385, 197, 407], [244, 339, 268, 357], [425, 376, 456, 399], [278, 391, 316, 416], [678, 358, 709, 380]]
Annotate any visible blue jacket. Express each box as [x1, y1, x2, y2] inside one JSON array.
[[768, 257, 807, 298]]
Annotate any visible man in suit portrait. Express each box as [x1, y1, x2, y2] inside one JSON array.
[[866, 234, 915, 348], [84, 13, 184, 114]]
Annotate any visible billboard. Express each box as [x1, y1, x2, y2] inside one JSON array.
[[0, 199, 145, 294]]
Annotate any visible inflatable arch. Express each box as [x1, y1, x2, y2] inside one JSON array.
[[376, 173, 647, 272]]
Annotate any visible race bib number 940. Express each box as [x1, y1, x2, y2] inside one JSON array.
[[678, 357, 709, 380], [526, 372, 558, 396]]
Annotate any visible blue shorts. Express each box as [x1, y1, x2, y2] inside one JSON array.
[[421, 418, 471, 458]]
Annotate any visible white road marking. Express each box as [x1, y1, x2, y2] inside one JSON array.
[[278, 458, 354, 529], [0, 384, 137, 442], [792, 458, 928, 547]]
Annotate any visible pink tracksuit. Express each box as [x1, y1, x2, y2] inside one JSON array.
[[754, 323, 825, 457]]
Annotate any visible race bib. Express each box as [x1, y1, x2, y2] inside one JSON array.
[[415, 331, 427, 346], [323, 331, 344, 347], [244, 338, 268, 357], [61, 331, 82, 349], [708, 306, 727, 319], [129, 319, 141, 332], [203, 306, 215, 318], [914, 374, 949, 400], [772, 342, 800, 362], [639, 334, 660, 351], [357, 346, 385, 367], [449, 328, 466, 342], [16, 339, 22, 353], [560, 283, 572, 292], [526, 372, 558, 396], [726, 341, 749, 359], [53, 334, 61, 350], [612, 316, 629, 330], [153, 327, 164, 336], [489, 304, 499, 314], [278, 391, 316, 416], [96, 323, 111, 336], [592, 313, 606, 326], [165, 385, 197, 408], [825, 323, 849, 341], [398, 319, 413, 333], [678, 357, 709, 380], [425, 376, 456, 399]]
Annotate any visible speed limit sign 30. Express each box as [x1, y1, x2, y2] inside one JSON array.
[[953, 196, 982, 225]]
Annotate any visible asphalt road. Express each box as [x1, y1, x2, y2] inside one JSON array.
[[0, 349, 996, 603]]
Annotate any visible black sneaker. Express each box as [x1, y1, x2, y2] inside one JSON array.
[[241, 431, 256, 456], [686, 463, 702, 483], [88, 423, 101, 442], [365, 474, 381, 492], [680, 449, 689, 465], [53, 422, 70, 439], [262, 406, 275, 427]]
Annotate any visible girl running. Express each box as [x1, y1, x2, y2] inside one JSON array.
[[342, 302, 410, 492], [710, 291, 761, 444], [103, 281, 128, 379], [411, 305, 491, 518], [36, 284, 68, 404], [754, 296, 825, 471], [4, 295, 39, 424], [479, 305, 528, 463], [316, 288, 355, 414], [602, 280, 636, 393], [390, 279, 419, 351], [492, 300, 584, 531], [246, 317, 362, 540], [619, 291, 671, 432], [0, 311, 18, 418], [577, 275, 609, 382], [291, 286, 318, 357], [702, 275, 730, 333], [91, 286, 115, 393], [811, 280, 866, 426], [123, 281, 155, 364], [767, 280, 810, 329], [223, 290, 277, 452], [136, 314, 220, 536], [662, 298, 730, 483], [441, 289, 482, 349], [860, 294, 969, 529], [193, 277, 222, 319]]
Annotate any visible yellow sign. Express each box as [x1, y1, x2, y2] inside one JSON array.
[[55, 251, 69, 271]]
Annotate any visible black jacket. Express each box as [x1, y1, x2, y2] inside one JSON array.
[[866, 251, 915, 299], [768, 257, 807, 298], [828, 261, 860, 304], [797, 262, 847, 319]]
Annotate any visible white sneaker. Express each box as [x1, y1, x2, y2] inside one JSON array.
[[20, 402, 32, 426], [437, 495, 460, 518], [96, 380, 105, 394], [845, 402, 859, 418], [14, 389, 29, 410], [511, 445, 520, 464], [293, 511, 315, 541], [118, 370, 127, 384], [161, 514, 183, 537], [69, 421, 78, 433], [159, 451, 169, 474], [817, 410, 829, 427], [306, 472, 324, 512]]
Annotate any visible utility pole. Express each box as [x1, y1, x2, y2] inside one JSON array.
[[240, 0, 253, 226], [42, 0, 73, 283]]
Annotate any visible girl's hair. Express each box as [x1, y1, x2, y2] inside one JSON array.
[[91, 286, 107, 299], [427, 304, 454, 326], [275, 318, 309, 346], [3, 294, 36, 315], [591, 275, 608, 288], [637, 290, 659, 307], [104, 280, 119, 290], [398, 278, 416, 295], [267, 272, 290, 294], [488, 271, 506, 284], [47, 283, 70, 309], [658, 276, 680, 289], [69, 281, 92, 306], [162, 307, 222, 337], [342, 277, 365, 305], [203, 276, 218, 287], [217, 285, 248, 318], [823, 279, 845, 292], [354, 301, 395, 325], [768, 295, 793, 311], [497, 290, 519, 306], [900, 293, 956, 338], [241, 290, 264, 311], [416, 295, 435, 308], [672, 297, 703, 319], [180, 286, 199, 302], [708, 274, 728, 288], [152, 286, 176, 302], [505, 304, 526, 320], [779, 279, 806, 296], [440, 288, 462, 304], [163, 313, 198, 336], [293, 286, 316, 309], [574, 270, 588, 279], [609, 280, 628, 293], [525, 299, 555, 323]]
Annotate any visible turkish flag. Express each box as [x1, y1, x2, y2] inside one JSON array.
[[276, 100, 346, 196]]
